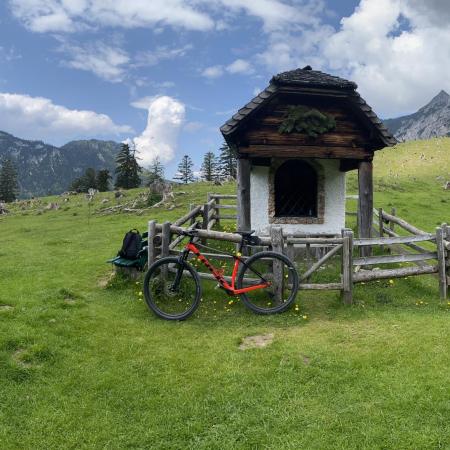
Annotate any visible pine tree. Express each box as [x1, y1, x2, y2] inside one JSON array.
[[147, 156, 165, 185], [69, 167, 97, 192], [115, 143, 142, 189], [0, 158, 19, 202], [218, 141, 237, 180], [200, 152, 218, 182], [173, 155, 194, 184], [96, 169, 112, 192]]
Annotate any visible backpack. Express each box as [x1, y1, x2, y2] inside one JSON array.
[[118, 229, 142, 260]]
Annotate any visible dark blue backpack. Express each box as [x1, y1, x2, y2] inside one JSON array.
[[118, 229, 142, 260]]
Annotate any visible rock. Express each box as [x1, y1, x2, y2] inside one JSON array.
[[444, 181, 450, 190], [0, 202, 8, 215], [45, 202, 59, 210], [114, 191, 124, 199], [101, 198, 109, 204]]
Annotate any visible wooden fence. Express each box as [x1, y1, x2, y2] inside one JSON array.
[[146, 193, 450, 303]]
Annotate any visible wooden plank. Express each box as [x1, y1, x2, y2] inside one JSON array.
[[147, 220, 156, 266], [382, 227, 432, 254], [341, 229, 353, 304], [209, 194, 237, 199], [353, 265, 438, 282], [299, 283, 343, 290], [436, 227, 448, 299], [155, 223, 271, 246], [381, 210, 427, 236], [358, 160, 373, 257], [173, 205, 202, 227], [300, 243, 343, 281], [237, 157, 251, 231], [241, 145, 372, 159], [353, 252, 438, 266], [354, 234, 435, 246], [286, 237, 343, 244]]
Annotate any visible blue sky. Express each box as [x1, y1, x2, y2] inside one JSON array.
[[1, 0, 450, 177]]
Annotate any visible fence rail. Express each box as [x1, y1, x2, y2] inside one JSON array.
[[144, 193, 449, 303]]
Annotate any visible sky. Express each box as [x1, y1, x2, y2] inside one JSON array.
[[1, 0, 450, 176]]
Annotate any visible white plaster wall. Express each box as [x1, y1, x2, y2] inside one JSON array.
[[250, 160, 346, 235]]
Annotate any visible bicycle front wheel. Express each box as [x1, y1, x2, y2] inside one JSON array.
[[143, 257, 201, 320], [237, 251, 298, 314]]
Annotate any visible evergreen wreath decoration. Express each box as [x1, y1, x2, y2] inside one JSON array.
[[278, 106, 336, 138]]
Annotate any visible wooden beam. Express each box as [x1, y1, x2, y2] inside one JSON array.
[[237, 157, 251, 231], [358, 160, 373, 256], [240, 145, 372, 159]]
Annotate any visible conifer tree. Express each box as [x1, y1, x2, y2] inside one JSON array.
[[0, 158, 19, 202], [218, 141, 237, 179], [147, 156, 165, 185], [201, 151, 218, 182], [96, 169, 112, 192], [173, 155, 194, 184], [69, 167, 97, 192], [115, 143, 142, 189]]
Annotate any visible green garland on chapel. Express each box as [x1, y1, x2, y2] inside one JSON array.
[[278, 106, 336, 138]]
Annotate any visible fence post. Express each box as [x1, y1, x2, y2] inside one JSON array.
[[378, 208, 384, 252], [147, 220, 156, 266], [436, 226, 448, 300], [215, 195, 220, 227], [161, 222, 171, 258], [202, 201, 209, 244], [270, 226, 284, 303], [189, 204, 196, 225], [341, 228, 353, 304], [389, 207, 396, 233]]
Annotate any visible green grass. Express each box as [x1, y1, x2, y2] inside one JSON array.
[[0, 139, 449, 449]]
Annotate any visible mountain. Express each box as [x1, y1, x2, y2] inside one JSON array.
[[0, 131, 121, 197], [384, 90, 450, 141]]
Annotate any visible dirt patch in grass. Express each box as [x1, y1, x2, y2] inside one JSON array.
[[239, 333, 274, 350], [12, 349, 33, 368], [0, 304, 14, 311]]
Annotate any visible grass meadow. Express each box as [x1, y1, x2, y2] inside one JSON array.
[[0, 138, 449, 449]]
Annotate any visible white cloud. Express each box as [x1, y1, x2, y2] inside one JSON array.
[[133, 45, 192, 68], [0, 92, 132, 144], [132, 96, 185, 166], [226, 59, 254, 75], [321, 0, 450, 117], [10, 0, 320, 34], [201, 65, 224, 79], [9, 0, 214, 32], [202, 59, 254, 79], [59, 41, 130, 82]]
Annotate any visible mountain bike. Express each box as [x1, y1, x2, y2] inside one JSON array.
[[143, 228, 299, 320]]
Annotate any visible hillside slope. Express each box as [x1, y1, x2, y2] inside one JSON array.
[[0, 131, 121, 197]]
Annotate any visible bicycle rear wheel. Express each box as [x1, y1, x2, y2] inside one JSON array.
[[143, 257, 201, 320], [237, 251, 298, 314]]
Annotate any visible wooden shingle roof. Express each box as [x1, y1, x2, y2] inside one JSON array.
[[220, 66, 397, 148]]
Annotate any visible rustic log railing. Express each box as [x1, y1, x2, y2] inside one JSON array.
[[145, 193, 449, 303]]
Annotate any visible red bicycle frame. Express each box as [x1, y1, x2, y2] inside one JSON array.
[[184, 242, 270, 295]]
